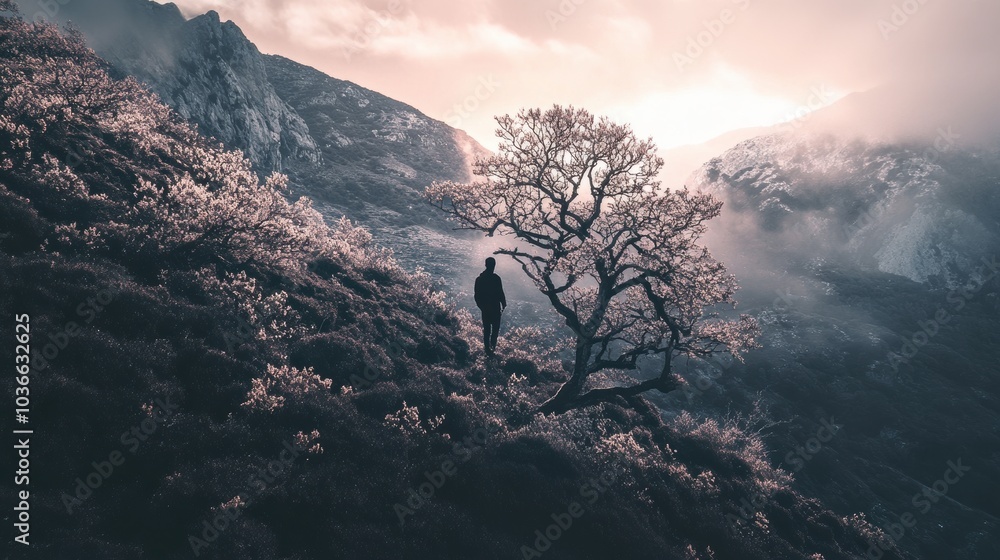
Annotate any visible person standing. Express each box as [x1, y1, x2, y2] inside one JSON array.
[[474, 257, 506, 356]]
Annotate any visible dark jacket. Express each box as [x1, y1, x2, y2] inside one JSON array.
[[474, 271, 506, 312]]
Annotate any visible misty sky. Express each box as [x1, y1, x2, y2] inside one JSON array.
[[168, 0, 998, 152]]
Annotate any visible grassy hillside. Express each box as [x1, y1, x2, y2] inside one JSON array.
[[0, 10, 904, 559]]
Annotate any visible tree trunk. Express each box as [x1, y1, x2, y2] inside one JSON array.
[[538, 347, 679, 415], [538, 339, 592, 414]]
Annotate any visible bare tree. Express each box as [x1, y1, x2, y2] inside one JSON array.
[[426, 106, 759, 414]]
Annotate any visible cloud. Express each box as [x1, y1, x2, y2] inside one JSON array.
[[149, 1, 1000, 149]]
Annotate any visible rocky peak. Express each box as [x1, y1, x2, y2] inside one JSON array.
[[27, 0, 321, 171]]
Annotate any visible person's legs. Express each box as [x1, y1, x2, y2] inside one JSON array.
[[488, 312, 501, 351], [481, 310, 493, 354], [482, 308, 500, 355]]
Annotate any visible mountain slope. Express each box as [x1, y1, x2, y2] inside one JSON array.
[[32, 0, 490, 214], [32, 0, 493, 289], [675, 127, 1000, 559], [265, 53, 488, 227]]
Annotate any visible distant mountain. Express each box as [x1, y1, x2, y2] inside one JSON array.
[[659, 126, 771, 189], [671, 122, 1000, 559], [691, 130, 1000, 288]]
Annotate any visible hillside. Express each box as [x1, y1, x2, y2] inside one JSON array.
[[29, 0, 494, 290], [673, 130, 1000, 558], [0, 9, 901, 560]]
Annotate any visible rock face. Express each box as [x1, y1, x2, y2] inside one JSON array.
[[132, 10, 322, 171], [22, 0, 492, 294], [263, 54, 489, 227], [690, 131, 1000, 287], [38, 0, 487, 188], [40, 0, 320, 171]]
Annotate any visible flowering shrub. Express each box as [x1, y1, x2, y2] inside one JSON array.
[[383, 402, 445, 439], [125, 168, 327, 270], [0, 7, 406, 282], [0, 14, 194, 180], [294, 429, 323, 454], [324, 216, 401, 276], [196, 270, 306, 342], [384, 401, 423, 436], [671, 410, 792, 493], [242, 364, 333, 412]]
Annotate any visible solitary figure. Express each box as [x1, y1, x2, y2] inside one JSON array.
[[474, 257, 506, 356]]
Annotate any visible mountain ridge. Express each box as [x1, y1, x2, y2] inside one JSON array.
[[22, 0, 488, 188]]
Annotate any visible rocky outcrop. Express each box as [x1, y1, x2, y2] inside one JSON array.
[[48, 0, 321, 171], [42, 0, 489, 220]]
